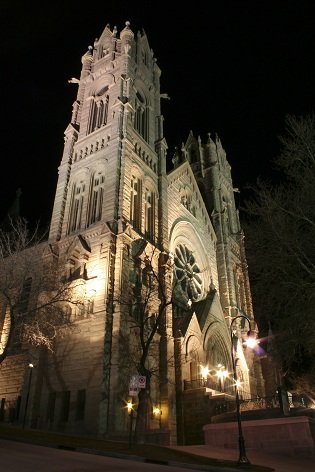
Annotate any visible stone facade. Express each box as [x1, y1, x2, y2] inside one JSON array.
[[203, 416, 315, 457], [0, 21, 264, 444]]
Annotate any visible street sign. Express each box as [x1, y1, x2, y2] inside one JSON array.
[[129, 375, 139, 396], [137, 375, 146, 388], [129, 375, 146, 393]]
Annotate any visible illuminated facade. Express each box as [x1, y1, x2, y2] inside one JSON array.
[[0, 21, 264, 444]]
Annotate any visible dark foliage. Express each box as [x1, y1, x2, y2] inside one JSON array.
[[241, 114, 315, 398]]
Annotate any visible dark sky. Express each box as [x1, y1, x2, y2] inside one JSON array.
[[1, 0, 315, 227]]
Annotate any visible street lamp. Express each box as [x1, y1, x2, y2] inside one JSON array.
[[22, 363, 34, 429], [230, 314, 257, 467], [126, 400, 134, 448]]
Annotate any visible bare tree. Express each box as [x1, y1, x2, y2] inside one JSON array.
[[0, 217, 85, 364], [241, 113, 315, 398], [117, 242, 175, 443]]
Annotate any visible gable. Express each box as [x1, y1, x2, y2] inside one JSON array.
[[167, 161, 216, 242], [174, 289, 228, 340]]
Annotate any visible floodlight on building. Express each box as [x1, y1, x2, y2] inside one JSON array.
[[153, 406, 161, 416], [200, 365, 210, 385], [153, 406, 162, 428], [215, 364, 229, 392]]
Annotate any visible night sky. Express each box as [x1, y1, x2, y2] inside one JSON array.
[[1, 0, 315, 227]]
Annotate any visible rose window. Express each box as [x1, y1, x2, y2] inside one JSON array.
[[173, 244, 203, 301]]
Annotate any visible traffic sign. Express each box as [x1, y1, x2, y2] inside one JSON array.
[[129, 375, 146, 390], [137, 375, 146, 388]]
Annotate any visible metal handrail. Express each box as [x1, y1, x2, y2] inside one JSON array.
[[214, 393, 311, 415]]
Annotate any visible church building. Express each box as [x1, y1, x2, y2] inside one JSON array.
[[0, 20, 264, 445]]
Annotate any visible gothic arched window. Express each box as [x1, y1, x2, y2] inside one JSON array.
[[130, 175, 142, 231], [88, 100, 97, 134], [87, 92, 109, 135], [88, 172, 105, 226], [134, 91, 148, 142], [144, 187, 155, 240], [68, 181, 85, 233]]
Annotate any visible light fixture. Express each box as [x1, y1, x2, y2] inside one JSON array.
[[200, 365, 210, 385], [216, 364, 229, 392], [23, 363, 35, 429], [126, 400, 133, 415], [126, 400, 134, 447], [152, 406, 161, 416], [244, 330, 258, 349], [153, 405, 162, 428], [235, 379, 242, 389], [230, 314, 258, 467]]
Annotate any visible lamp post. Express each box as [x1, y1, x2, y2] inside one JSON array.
[[230, 314, 257, 467], [127, 400, 134, 448], [22, 363, 34, 429]]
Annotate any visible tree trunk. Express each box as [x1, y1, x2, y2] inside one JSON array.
[[134, 378, 150, 443]]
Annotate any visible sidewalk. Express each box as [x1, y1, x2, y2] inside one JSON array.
[[171, 444, 314, 472]]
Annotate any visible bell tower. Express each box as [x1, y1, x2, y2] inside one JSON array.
[[49, 21, 168, 245], [46, 21, 175, 439]]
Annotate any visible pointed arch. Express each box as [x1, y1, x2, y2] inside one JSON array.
[[143, 177, 157, 241], [87, 170, 105, 226], [67, 180, 86, 234], [87, 84, 110, 135], [134, 86, 150, 142], [130, 169, 143, 232], [185, 333, 202, 383], [65, 235, 91, 281]]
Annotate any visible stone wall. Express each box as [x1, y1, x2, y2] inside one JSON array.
[[203, 416, 315, 457]]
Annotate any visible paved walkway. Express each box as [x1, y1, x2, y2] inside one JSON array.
[[172, 444, 314, 472]]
